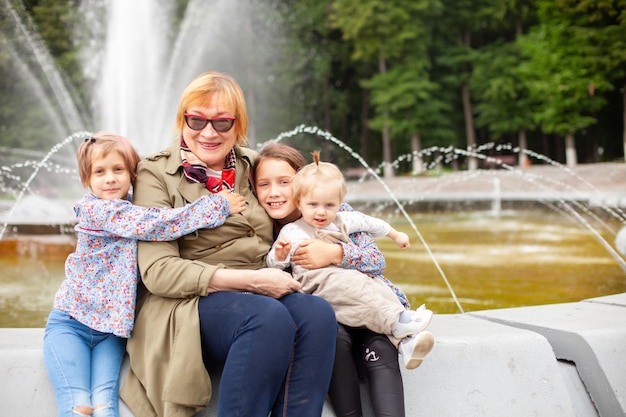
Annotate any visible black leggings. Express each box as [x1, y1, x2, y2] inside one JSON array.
[[328, 324, 405, 417]]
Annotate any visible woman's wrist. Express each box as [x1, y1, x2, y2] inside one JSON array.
[[332, 242, 345, 264]]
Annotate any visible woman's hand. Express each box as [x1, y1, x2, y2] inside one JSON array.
[[208, 267, 301, 299], [250, 268, 302, 298], [292, 239, 343, 269]]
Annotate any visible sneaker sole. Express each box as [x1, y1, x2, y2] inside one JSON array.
[[404, 331, 435, 370]]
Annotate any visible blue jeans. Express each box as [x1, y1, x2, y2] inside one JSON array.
[[43, 309, 127, 417], [198, 291, 337, 417]]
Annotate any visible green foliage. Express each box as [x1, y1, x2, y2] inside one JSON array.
[[31, 0, 88, 108], [331, 0, 447, 152], [0, 0, 624, 169], [517, 4, 613, 136], [471, 41, 535, 138]]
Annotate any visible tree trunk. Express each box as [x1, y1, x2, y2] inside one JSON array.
[[518, 129, 528, 167], [462, 81, 477, 170], [411, 132, 423, 174], [623, 86, 626, 161], [361, 88, 370, 162], [460, 31, 477, 171], [565, 133, 578, 167], [379, 50, 393, 179], [323, 74, 331, 132], [322, 75, 333, 161], [246, 67, 257, 148]]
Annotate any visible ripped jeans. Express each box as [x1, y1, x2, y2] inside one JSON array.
[[43, 308, 126, 417]]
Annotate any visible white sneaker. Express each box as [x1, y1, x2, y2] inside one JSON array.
[[398, 331, 435, 369], [391, 307, 433, 338]]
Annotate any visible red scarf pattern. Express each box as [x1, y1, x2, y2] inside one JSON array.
[[180, 137, 236, 193]]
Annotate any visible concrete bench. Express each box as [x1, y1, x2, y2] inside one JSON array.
[[3, 294, 626, 417]]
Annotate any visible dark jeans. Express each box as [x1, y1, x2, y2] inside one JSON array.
[[198, 291, 337, 417], [328, 324, 405, 417]]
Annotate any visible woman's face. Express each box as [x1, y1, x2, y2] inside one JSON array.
[[183, 94, 238, 171], [255, 158, 300, 225]]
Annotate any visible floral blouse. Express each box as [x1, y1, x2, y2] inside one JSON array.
[[53, 192, 231, 337]]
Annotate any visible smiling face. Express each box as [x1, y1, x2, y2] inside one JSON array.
[[183, 94, 238, 171], [297, 184, 342, 229], [88, 150, 132, 200], [255, 158, 301, 225]]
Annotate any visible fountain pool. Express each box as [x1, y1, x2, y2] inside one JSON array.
[[2, 204, 626, 327]]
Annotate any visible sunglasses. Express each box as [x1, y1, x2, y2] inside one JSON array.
[[184, 113, 236, 133]]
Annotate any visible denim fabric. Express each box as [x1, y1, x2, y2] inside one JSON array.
[[198, 291, 337, 417], [43, 308, 127, 417]]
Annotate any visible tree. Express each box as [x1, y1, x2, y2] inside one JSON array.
[[331, 0, 442, 178], [433, 0, 509, 170], [517, 0, 613, 166], [276, 0, 369, 164], [472, 41, 537, 167], [550, 0, 626, 161]]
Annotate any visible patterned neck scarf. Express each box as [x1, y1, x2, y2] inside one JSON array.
[[180, 137, 236, 193]]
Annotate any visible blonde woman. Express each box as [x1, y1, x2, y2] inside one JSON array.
[[120, 72, 337, 417]]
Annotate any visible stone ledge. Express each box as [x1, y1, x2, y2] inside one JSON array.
[[3, 294, 625, 417]]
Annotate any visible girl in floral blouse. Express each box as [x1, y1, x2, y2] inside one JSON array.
[[43, 132, 245, 417]]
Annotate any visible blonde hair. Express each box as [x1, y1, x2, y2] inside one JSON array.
[[291, 151, 346, 203], [175, 71, 249, 146], [76, 132, 142, 187]]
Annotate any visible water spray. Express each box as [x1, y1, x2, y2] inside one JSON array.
[[268, 124, 466, 314], [0, 131, 90, 240]]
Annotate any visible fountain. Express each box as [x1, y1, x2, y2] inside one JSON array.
[[1, 2, 626, 416], [3, 124, 626, 324], [0, 0, 288, 241]]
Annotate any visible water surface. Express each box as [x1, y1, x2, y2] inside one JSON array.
[[1, 209, 625, 326]]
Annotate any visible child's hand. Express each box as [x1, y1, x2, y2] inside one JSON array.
[[219, 190, 246, 214], [274, 238, 292, 261], [395, 232, 410, 249]]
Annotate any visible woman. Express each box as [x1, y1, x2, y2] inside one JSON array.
[[254, 143, 432, 417], [120, 72, 337, 417]]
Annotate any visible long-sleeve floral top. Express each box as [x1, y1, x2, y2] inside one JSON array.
[[53, 192, 231, 337]]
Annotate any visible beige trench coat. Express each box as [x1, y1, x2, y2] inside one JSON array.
[[120, 140, 274, 417]]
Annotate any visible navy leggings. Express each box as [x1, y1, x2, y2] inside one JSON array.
[[328, 324, 405, 417], [198, 291, 337, 417]]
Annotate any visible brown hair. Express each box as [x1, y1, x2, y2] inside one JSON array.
[[76, 132, 141, 187], [254, 142, 308, 176], [291, 151, 346, 203], [175, 71, 249, 146]]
